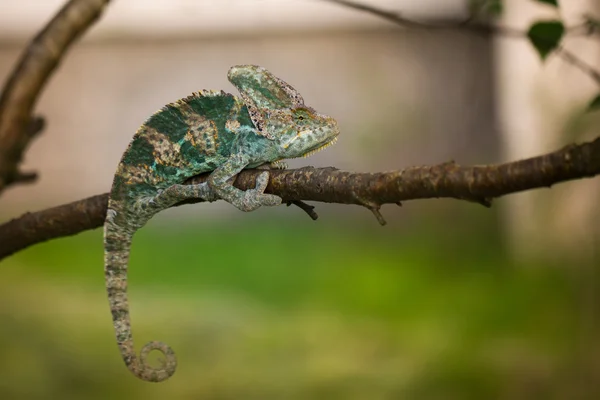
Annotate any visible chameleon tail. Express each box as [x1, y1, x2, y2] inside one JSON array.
[[104, 221, 177, 382]]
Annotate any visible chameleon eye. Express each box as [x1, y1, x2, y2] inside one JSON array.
[[298, 115, 305, 121]]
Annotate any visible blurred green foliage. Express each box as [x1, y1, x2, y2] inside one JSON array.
[[0, 210, 597, 399]]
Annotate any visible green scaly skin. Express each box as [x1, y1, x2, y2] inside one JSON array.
[[104, 65, 340, 382]]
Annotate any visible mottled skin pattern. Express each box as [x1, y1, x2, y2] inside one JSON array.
[[104, 65, 340, 382]]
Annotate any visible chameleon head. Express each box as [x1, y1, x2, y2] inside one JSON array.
[[227, 65, 339, 160], [266, 105, 340, 160]]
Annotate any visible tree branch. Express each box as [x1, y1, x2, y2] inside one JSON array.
[[0, 0, 111, 195], [1, 136, 599, 260]]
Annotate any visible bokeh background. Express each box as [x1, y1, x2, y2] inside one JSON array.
[[1, 0, 599, 398]]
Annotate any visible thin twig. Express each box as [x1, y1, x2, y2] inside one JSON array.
[[287, 200, 319, 220], [557, 46, 600, 85], [1, 136, 599, 260], [324, 0, 600, 86], [323, 0, 452, 29]]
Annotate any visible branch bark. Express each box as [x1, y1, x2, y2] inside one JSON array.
[[1, 136, 599, 260], [0, 0, 111, 195]]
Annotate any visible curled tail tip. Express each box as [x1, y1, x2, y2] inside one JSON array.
[[134, 341, 177, 383]]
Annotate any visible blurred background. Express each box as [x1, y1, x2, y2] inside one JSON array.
[[1, 0, 599, 398]]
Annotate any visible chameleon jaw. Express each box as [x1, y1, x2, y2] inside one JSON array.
[[301, 135, 338, 158]]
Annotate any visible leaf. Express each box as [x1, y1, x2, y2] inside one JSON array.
[[527, 20, 564, 60], [587, 94, 600, 112], [535, 0, 558, 6], [486, 0, 503, 16]]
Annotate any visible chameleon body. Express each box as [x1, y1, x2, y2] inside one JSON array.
[[104, 65, 339, 382]]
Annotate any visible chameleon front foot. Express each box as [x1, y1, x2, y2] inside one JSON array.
[[236, 171, 281, 212], [257, 160, 288, 170]]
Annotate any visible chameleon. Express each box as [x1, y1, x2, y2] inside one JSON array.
[[104, 65, 340, 382]]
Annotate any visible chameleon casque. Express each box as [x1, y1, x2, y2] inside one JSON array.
[[104, 65, 340, 382]]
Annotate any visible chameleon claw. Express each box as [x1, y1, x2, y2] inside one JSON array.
[[255, 171, 270, 192]]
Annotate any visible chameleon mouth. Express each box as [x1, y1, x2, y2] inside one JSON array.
[[302, 136, 338, 158]]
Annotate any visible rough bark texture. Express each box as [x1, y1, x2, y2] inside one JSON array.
[[1, 136, 598, 260]]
